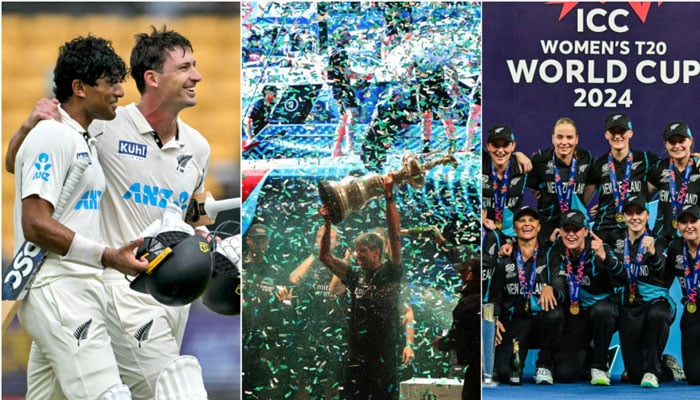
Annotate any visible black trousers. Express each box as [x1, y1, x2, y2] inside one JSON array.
[[342, 348, 399, 400], [554, 299, 618, 382], [494, 306, 565, 383], [681, 305, 700, 385], [619, 298, 674, 383]]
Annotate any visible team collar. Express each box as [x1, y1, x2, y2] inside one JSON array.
[[56, 105, 89, 135], [126, 102, 185, 149]]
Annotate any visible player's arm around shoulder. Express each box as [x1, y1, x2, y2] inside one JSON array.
[[6, 98, 61, 173]]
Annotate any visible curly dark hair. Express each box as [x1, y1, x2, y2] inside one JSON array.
[[130, 25, 194, 94], [53, 35, 127, 103]]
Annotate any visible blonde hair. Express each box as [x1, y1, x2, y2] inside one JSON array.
[[553, 117, 578, 135]]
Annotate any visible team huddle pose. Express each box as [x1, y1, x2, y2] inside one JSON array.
[[483, 113, 700, 388]]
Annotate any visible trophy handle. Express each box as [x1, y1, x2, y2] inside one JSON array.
[[395, 153, 458, 188]]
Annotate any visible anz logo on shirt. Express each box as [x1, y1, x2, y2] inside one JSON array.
[[75, 190, 103, 210], [32, 153, 52, 181], [122, 182, 190, 210]]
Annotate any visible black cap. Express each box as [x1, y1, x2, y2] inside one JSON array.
[[560, 209, 586, 229], [247, 223, 270, 237], [262, 85, 278, 94], [663, 121, 692, 142], [605, 113, 632, 131], [487, 125, 515, 144], [679, 204, 700, 220], [513, 205, 540, 221], [623, 195, 647, 213]]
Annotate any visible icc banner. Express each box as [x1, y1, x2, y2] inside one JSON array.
[[482, 2, 700, 156]]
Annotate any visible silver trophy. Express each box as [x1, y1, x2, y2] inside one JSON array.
[[318, 153, 457, 224]]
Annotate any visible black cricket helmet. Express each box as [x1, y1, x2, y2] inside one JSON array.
[[202, 244, 241, 316], [130, 231, 213, 306]]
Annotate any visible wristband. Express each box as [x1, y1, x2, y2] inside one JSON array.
[[62, 233, 106, 269], [385, 192, 395, 203], [195, 225, 210, 235], [405, 343, 413, 349]]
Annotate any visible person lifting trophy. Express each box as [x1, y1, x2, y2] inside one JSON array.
[[318, 152, 457, 224]]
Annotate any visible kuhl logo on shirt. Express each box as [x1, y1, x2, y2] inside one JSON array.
[[118, 140, 147, 160]]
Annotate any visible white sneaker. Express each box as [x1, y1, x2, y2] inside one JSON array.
[[590, 368, 610, 386], [641, 372, 659, 388], [535, 367, 554, 385]]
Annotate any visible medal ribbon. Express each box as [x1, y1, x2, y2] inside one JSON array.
[[565, 248, 586, 306], [515, 245, 539, 307], [553, 155, 578, 212], [607, 151, 633, 216], [683, 243, 700, 305], [491, 160, 511, 225], [624, 231, 647, 301], [668, 157, 695, 221]]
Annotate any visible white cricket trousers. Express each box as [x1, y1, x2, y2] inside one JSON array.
[[18, 276, 125, 400], [102, 270, 190, 400]]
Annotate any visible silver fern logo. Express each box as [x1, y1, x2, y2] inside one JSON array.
[[134, 320, 154, 348], [73, 319, 92, 347], [176, 154, 193, 173]]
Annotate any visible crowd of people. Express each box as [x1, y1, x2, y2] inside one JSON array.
[[242, 182, 480, 400], [241, 2, 479, 164], [483, 113, 700, 389]]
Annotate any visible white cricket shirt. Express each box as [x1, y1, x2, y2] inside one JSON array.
[[89, 103, 210, 277], [14, 106, 106, 284]]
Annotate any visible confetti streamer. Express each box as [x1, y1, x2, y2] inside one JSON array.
[[241, 2, 482, 398]]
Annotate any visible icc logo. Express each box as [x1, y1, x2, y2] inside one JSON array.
[[554, 3, 660, 33], [576, 8, 630, 33]]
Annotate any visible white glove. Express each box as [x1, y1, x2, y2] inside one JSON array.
[[215, 234, 241, 271], [140, 202, 195, 238]]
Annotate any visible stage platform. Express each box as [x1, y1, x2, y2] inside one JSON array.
[[483, 379, 697, 400]]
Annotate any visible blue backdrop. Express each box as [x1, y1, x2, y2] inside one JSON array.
[[482, 2, 700, 379]]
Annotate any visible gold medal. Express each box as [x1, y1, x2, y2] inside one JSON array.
[[688, 303, 697, 314], [629, 294, 635, 303], [672, 219, 679, 229], [570, 303, 580, 315], [495, 221, 503, 230], [524, 301, 530, 313], [615, 213, 625, 223]]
